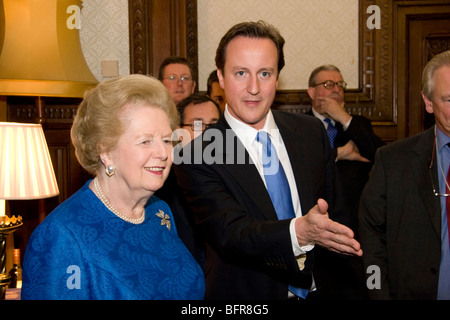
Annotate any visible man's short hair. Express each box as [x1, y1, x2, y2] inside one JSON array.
[[177, 93, 221, 124], [158, 56, 195, 81]]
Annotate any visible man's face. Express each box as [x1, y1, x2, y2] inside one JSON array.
[[181, 101, 220, 143], [161, 63, 196, 104], [423, 65, 450, 137], [308, 70, 345, 114], [217, 36, 278, 130]]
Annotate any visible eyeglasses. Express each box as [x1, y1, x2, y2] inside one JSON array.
[[314, 80, 347, 90], [181, 121, 215, 132], [429, 135, 450, 197], [164, 75, 193, 83]]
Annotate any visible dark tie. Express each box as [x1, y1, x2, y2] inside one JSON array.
[[257, 131, 309, 298], [324, 118, 337, 149]]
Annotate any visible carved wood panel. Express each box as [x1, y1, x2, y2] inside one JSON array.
[[128, 0, 198, 82]]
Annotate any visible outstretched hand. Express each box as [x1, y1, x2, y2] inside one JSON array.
[[295, 199, 362, 256]]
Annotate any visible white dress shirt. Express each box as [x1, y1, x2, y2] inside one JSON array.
[[311, 107, 352, 131], [224, 106, 314, 258]]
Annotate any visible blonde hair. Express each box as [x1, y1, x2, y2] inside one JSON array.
[[422, 50, 450, 100], [71, 74, 179, 174]]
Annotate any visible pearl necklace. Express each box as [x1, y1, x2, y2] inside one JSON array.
[[94, 177, 145, 224]]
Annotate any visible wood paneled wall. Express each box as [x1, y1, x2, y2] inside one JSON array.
[[128, 0, 198, 82]]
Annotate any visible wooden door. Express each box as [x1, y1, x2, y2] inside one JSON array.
[[394, 1, 450, 138], [408, 17, 450, 136]]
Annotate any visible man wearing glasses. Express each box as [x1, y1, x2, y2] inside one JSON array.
[[178, 93, 222, 145], [307, 64, 384, 237], [359, 50, 450, 299], [159, 56, 196, 104], [306, 65, 384, 299]]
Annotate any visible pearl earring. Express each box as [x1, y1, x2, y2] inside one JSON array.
[[105, 165, 115, 177]]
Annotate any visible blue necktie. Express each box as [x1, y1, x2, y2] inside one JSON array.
[[324, 118, 337, 149], [257, 131, 309, 299]]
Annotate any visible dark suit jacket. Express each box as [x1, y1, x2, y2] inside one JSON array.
[[305, 111, 384, 299], [173, 110, 343, 300], [359, 127, 441, 299], [306, 110, 385, 235]]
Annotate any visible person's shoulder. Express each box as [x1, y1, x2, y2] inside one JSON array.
[[147, 195, 172, 215], [272, 109, 322, 128], [383, 128, 431, 152], [375, 128, 433, 165], [36, 180, 94, 228]]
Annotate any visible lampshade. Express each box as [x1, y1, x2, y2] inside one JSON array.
[[0, 122, 59, 200], [0, 0, 97, 98]]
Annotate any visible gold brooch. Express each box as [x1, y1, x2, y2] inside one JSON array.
[[156, 210, 171, 231]]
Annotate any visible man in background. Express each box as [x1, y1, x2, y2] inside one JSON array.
[[159, 56, 196, 104], [177, 93, 221, 145], [306, 64, 384, 299], [307, 64, 384, 236]]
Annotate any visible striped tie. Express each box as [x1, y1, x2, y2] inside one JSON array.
[[324, 118, 338, 149]]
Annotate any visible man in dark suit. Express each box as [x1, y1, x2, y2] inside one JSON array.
[[173, 21, 362, 300], [305, 65, 384, 299], [306, 65, 384, 235], [359, 50, 450, 299]]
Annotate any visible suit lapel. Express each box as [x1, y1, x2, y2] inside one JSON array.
[[414, 128, 441, 239], [274, 112, 321, 213], [214, 117, 278, 220]]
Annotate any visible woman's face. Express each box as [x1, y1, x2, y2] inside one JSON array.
[[107, 103, 173, 196]]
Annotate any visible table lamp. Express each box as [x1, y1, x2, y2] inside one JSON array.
[[0, 122, 59, 298]]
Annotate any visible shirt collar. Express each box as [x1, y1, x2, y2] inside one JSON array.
[[311, 107, 335, 126], [436, 125, 450, 152], [224, 105, 280, 146]]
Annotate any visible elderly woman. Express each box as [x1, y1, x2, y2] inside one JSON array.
[[21, 74, 205, 300]]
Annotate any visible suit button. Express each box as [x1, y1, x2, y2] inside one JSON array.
[[430, 267, 437, 274]]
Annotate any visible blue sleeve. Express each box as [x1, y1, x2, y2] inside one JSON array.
[[21, 218, 90, 300]]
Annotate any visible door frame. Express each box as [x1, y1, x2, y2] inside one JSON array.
[[394, 1, 450, 138]]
